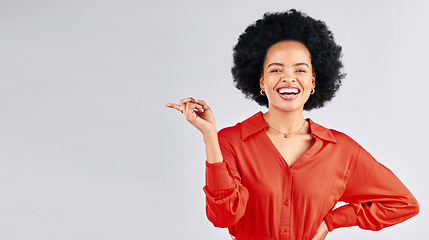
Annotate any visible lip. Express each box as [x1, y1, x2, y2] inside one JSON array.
[[275, 85, 301, 100]]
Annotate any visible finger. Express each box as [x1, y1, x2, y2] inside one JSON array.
[[165, 103, 183, 113], [190, 100, 206, 112], [196, 99, 211, 111], [180, 98, 196, 114], [310, 221, 328, 240], [180, 101, 188, 115], [184, 102, 198, 120], [180, 97, 196, 105], [181, 101, 195, 114], [195, 104, 204, 112]]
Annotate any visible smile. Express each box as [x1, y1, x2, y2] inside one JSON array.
[[277, 87, 300, 100]]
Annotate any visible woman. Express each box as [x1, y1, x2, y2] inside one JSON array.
[[166, 9, 419, 240]]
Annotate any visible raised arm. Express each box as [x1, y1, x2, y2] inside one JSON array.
[[166, 98, 249, 227]]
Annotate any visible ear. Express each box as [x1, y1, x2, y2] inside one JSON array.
[[259, 74, 265, 89], [312, 73, 316, 88]]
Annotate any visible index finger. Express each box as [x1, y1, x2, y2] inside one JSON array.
[[165, 103, 183, 113]]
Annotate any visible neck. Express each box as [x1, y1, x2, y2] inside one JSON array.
[[263, 107, 306, 134]]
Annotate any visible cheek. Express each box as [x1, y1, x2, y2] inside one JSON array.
[[262, 76, 276, 88], [303, 77, 315, 89]]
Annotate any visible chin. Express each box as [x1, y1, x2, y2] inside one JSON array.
[[269, 103, 304, 113]]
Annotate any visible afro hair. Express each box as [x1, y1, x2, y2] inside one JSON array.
[[231, 9, 345, 110]]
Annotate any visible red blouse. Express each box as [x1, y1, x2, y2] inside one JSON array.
[[203, 112, 419, 240]]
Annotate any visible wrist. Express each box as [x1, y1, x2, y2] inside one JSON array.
[[203, 129, 218, 142]]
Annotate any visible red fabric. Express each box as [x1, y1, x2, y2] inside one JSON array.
[[203, 112, 419, 240]]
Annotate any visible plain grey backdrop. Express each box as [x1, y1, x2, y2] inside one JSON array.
[[1, 0, 428, 239]]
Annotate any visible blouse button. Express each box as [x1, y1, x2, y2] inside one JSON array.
[[284, 199, 289, 206], [282, 231, 288, 237]]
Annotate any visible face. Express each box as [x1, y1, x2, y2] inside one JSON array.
[[260, 41, 315, 113]]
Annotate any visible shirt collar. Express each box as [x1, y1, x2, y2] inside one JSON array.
[[240, 111, 337, 143]]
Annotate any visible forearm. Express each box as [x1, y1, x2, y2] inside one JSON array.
[[203, 130, 223, 164], [203, 129, 249, 227]]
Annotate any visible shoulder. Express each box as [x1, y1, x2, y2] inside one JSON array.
[[216, 120, 243, 153], [327, 128, 368, 160], [311, 119, 361, 149], [218, 123, 241, 141], [330, 129, 359, 146], [313, 123, 370, 169], [218, 112, 265, 142]]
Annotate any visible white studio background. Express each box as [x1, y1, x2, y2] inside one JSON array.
[[0, 0, 428, 239]]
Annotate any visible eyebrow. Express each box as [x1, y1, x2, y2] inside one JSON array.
[[267, 62, 310, 69]]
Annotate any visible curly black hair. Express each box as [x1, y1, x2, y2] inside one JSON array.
[[231, 9, 345, 110]]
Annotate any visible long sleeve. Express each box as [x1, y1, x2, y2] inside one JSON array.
[[202, 131, 249, 228], [325, 144, 419, 231], [200, 114, 419, 238]]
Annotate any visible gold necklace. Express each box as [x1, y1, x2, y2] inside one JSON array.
[[263, 116, 307, 138]]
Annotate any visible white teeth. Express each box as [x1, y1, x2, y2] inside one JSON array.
[[278, 88, 299, 94]]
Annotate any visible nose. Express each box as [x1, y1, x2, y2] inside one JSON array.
[[281, 75, 296, 83], [280, 70, 296, 82]]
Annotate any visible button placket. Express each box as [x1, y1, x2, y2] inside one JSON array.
[[280, 168, 293, 239]]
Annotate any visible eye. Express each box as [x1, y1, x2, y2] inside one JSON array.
[[296, 69, 307, 73], [269, 69, 281, 73]]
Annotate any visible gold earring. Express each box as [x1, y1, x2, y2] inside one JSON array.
[[310, 88, 315, 95], [260, 89, 266, 95]]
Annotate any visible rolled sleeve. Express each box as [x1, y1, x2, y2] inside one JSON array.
[[205, 161, 236, 192], [325, 205, 358, 231]]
